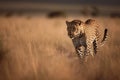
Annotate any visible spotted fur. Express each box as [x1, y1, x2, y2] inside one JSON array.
[[66, 19, 108, 61]]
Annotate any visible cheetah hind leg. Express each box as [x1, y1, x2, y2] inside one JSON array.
[[93, 40, 97, 55]]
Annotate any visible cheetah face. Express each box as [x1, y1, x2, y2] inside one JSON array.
[[66, 20, 84, 39]]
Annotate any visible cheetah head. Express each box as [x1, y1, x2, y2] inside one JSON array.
[[66, 20, 85, 39]]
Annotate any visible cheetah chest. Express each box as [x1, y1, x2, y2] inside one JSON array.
[[72, 36, 86, 49]]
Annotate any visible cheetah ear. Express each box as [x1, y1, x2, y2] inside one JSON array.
[[85, 19, 95, 24], [78, 22, 81, 26], [66, 21, 69, 25]]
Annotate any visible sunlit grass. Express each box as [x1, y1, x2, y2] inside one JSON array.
[[0, 15, 120, 80]]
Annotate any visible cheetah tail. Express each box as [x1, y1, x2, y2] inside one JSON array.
[[101, 28, 108, 46]]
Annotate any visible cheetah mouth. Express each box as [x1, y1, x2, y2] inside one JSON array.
[[70, 34, 81, 39], [71, 37, 74, 39], [69, 36, 74, 39], [70, 34, 83, 39]]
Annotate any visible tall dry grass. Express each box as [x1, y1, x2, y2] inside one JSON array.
[[0, 15, 120, 80]]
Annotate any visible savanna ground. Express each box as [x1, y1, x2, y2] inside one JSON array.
[[0, 13, 120, 80]]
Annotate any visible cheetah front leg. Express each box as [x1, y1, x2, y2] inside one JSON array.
[[75, 46, 86, 59], [86, 40, 95, 57]]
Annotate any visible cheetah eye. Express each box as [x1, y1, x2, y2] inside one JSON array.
[[76, 28, 79, 32], [72, 27, 76, 31], [67, 27, 71, 31]]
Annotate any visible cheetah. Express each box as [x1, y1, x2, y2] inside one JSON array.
[[66, 19, 108, 60]]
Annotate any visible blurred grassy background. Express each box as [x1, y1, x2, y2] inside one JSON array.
[[0, 1, 120, 80]]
